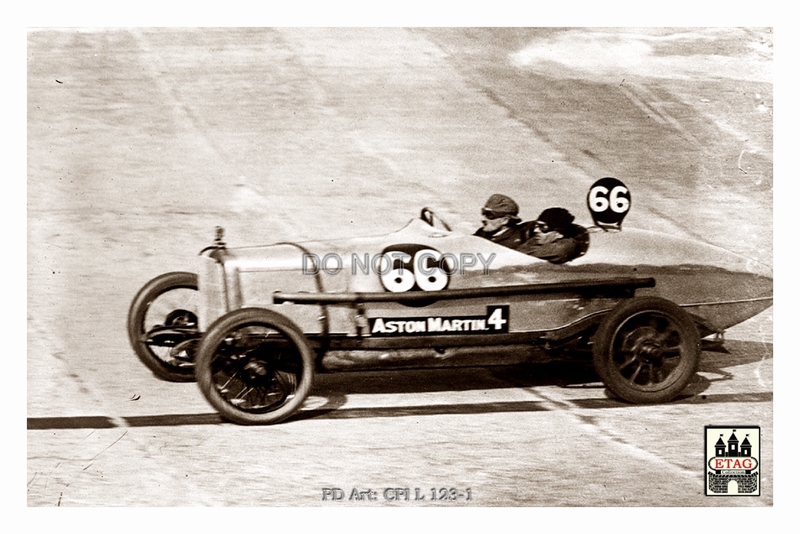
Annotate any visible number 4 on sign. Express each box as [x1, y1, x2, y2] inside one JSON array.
[[488, 308, 507, 330]]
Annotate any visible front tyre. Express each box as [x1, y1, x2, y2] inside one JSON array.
[[195, 308, 315, 425], [592, 297, 700, 404], [127, 271, 199, 382]]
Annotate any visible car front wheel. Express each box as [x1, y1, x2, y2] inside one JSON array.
[[127, 271, 199, 382], [194, 308, 315, 425]]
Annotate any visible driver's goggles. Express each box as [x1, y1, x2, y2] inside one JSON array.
[[481, 209, 503, 220]]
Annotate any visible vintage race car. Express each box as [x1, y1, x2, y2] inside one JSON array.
[[127, 179, 773, 425]]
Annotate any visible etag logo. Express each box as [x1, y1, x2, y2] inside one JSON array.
[[705, 426, 760, 496]]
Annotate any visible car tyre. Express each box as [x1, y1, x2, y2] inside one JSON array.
[[127, 271, 199, 382], [195, 308, 315, 425], [592, 297, 700, 404]]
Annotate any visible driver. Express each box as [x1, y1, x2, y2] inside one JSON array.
[[474, 194, 526, 249]]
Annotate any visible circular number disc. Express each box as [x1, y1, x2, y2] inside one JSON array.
[[378, 244, 450, 293], [587, 177, 631, 228]]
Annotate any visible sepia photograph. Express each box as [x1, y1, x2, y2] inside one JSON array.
[[26, 19, 777, 514]]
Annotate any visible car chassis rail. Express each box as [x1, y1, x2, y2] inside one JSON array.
[[270, 277, 656, 355], [272, 276, 656, 305]]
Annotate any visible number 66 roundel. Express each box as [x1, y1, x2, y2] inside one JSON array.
[[378, 244, 452, 293], [587, 177, 631, 229]]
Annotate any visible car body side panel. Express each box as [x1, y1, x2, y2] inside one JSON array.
[[197, 219, 772, 336]]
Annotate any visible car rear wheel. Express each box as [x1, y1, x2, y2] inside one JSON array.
[[195, 308, 315, 425], [127, 271, 199, 382], [592, 297, 700, 404]]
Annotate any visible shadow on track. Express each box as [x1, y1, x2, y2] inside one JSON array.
[[27, 340, 770, 429]]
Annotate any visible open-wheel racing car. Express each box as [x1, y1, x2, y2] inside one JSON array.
[[128, 179, 773, 425]]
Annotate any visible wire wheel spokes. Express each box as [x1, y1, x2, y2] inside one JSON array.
[[196, 308, 315, 425], [209, 325, 303, 414], [218, 367, 298, 411]]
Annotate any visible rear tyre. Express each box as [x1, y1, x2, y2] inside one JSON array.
[[195, 308, 315, 425], [592, 297, 700, 404], [127, 271, 199, 382]]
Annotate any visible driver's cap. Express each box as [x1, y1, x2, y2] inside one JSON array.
[[483, 194, 520, 219]]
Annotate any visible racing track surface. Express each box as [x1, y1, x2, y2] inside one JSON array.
[[27, 28, 773, 507]]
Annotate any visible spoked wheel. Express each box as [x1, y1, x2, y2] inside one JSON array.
[[592, 297, 700, 404], [127, 271, 199, 382], [195, 308, 315, 425]]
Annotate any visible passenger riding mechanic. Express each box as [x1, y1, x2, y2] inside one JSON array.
[[473, 194, 526, 249], [517, 207, 581, 263]]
